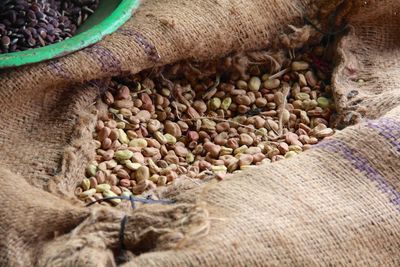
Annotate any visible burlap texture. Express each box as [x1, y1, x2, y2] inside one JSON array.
[[1, 0, 400, 266]]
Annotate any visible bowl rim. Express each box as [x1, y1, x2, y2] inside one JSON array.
[[0, 0, 139, 69]]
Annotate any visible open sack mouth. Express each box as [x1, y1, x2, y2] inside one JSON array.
[[3, 0, 400, 266], [75, 41, 337, 208]]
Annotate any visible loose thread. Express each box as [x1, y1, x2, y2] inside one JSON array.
[[119, 215, 128, 251], [303, 11, 349, 57], [116, 215, 128, 265], [85, 195, 175, 209], [304, 16, 349, 37]]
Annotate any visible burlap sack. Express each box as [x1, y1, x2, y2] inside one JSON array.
[[1, 0, 399, 266]]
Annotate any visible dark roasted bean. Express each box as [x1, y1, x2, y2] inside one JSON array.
[[1, 36, 10, 48]]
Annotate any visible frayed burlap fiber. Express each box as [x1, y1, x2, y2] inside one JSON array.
[[1, 0, 400, 266]]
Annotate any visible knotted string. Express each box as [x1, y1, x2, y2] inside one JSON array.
[[86, 194, 175, 263]]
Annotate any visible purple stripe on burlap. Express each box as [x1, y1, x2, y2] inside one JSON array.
[[316, 139, 400, 209], [48, 58, 71, 79], [84, 44, 122, 73], [367, 118, 400, 153], [117, 28, 160, 62]]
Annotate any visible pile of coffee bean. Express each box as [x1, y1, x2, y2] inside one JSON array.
[[0, 0, 99, 53], [76, 45, 336, 206]]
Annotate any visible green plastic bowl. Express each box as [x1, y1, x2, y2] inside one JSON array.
[[0, 0, 139, 69]]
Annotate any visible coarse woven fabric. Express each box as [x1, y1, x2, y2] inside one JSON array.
[[1, 0, 400, 266]]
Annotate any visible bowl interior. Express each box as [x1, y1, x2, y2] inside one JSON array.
[[77, 0, 121, 34]]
